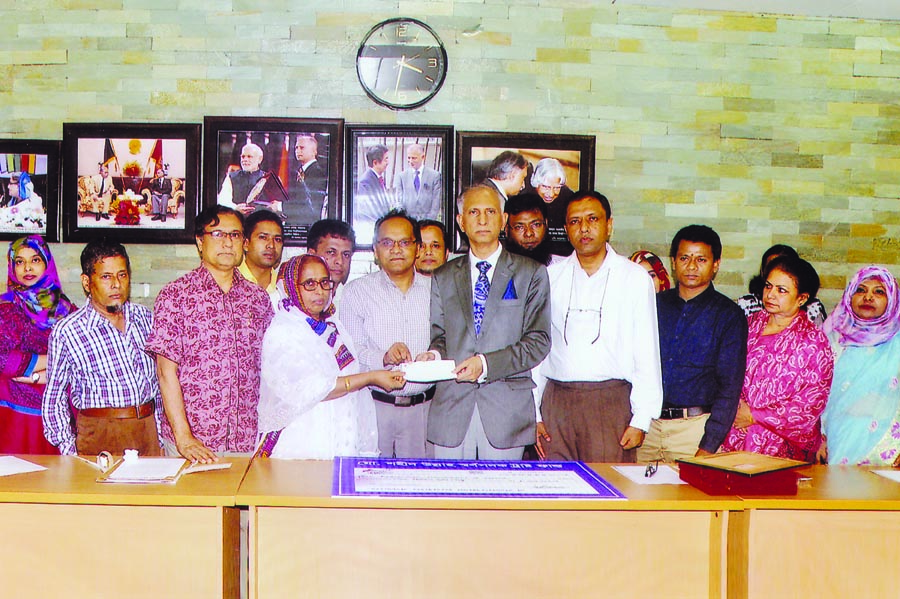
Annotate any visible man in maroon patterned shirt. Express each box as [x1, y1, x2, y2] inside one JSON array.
[[147, 205, 273, 463]]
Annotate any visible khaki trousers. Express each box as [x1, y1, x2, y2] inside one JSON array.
[[637, 414, 710, 463]]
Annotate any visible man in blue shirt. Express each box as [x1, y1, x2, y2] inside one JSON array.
[[637, 225, 748, 462]]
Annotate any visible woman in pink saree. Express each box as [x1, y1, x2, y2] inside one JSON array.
[[722, 255, 833, 460]]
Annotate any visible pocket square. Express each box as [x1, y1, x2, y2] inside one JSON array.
[[502, 279, 518, 300]]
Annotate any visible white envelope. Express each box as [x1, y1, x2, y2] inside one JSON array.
[[400, 360, 457, 383]]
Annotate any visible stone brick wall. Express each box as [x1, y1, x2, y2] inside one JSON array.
[[3, 2, 899, 310]]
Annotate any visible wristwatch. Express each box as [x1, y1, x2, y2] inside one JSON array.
[[31, 372, 40, 383]]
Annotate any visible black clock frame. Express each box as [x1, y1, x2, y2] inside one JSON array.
[[356, 17, 448, 111]]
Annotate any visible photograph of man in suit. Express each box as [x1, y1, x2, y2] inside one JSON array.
[[417, 184, 551, 460], [485, 151, 528, 203], [286, 133, 328, 226], [87, 163, 117, 221], [395, 143, 442, 221], [355, 143, 392, 223]]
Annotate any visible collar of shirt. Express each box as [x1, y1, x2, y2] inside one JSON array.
[[83, 300, 134, 331], [556, 245, 622, 309], [563, 242, 618, 277], [488, 179, 508, 200], [468, 243, 503, 288], [663, 282, 718, 307], [198, 263, 245, 294], [301, 159, 316, 171], [238, 260, 278, 294], [375, 267, 428, 294]]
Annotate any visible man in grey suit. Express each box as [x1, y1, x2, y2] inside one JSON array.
[[417, 184, 551, 460], [395, 144, 442, 221], [355, 143, 392, 222]]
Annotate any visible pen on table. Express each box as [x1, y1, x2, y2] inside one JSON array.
[[644, 461, 658, 478]]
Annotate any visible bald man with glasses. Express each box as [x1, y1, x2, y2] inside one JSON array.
[[532, 190, 662, 463], [341, 209, 434, 458]]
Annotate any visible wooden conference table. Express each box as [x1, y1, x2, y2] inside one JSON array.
[[0, 455, 251, 599], [729, 464, 900, 599], [238, 460, 741, 599], [5, 458, 900, 599]]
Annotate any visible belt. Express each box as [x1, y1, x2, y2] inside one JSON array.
[[658, 406, 710, 420], [80, 401, 155, 420], [371, 386, 435, 407]]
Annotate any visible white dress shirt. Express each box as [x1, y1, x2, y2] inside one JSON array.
[[533, 245, 663, 431], [468, 244, 502, 381]]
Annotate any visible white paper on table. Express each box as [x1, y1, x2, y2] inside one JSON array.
[[0, 456, 47, 477], [104, 458, 187, 483], [613, 464, 686, 485], [399, 360, 457, 383], [871, 469, 900, 483]]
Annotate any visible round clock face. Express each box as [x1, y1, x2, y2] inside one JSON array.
[[357, 18, 448, 110]]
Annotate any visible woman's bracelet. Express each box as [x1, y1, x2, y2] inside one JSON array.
[[344, 376, 351, 393]]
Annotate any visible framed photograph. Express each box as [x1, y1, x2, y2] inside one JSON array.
[[456, 131, 596, 253], [0, 139, 61, 242], [346, 124, 453, 247], [62, 123, 201, 244], [203, 116, 343, 247]]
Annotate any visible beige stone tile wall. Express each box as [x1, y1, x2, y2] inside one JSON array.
[[2, 2, 899, 310]]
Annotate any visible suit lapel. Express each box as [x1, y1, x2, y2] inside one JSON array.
[[481, 250, 513, 338], [452, 255, 476, 338]]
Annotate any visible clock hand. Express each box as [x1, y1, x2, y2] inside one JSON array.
[[394, 55, 405, 94], [399, 61, 424, 74]]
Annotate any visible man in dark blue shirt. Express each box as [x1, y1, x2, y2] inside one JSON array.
[[637, 225, 748, 462]]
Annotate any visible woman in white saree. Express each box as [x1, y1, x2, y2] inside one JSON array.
[[257, 254, 405, 458]]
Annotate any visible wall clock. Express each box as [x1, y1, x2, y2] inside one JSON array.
[[356, 18, 448, 111]]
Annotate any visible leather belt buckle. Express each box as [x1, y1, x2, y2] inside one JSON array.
[[659, 406, 709, 420], [372, 386, 435, 407]]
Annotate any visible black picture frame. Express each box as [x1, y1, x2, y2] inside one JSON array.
[[0, 139, 61, 242], [345, 124, 453, 247], [203, 116, 344, 247], [456, 131, 596, 253], [62, 123, 201, 244]]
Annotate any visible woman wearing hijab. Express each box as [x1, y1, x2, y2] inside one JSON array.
[[256, 254, 405, 458], [819, 266, 900, 466], [629, 250, 671, 293], [0, 235, 76, 453]]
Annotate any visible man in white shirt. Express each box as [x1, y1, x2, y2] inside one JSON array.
[[342, 210, 433, 458], [533, 190, 662, 462]]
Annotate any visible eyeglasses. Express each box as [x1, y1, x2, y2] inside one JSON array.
[[204, 230, 243, 241], [562, 269, 608, 346], [538, 184, 564, 193], [298, 278, 335, 291], [375, 238, 417, 250]]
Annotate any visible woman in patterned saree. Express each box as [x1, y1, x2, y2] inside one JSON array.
[[0, 235, 75, 453], [256, 254, 404, 458], [819, 266, 900, 466], [722, 254, 833, 460]]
